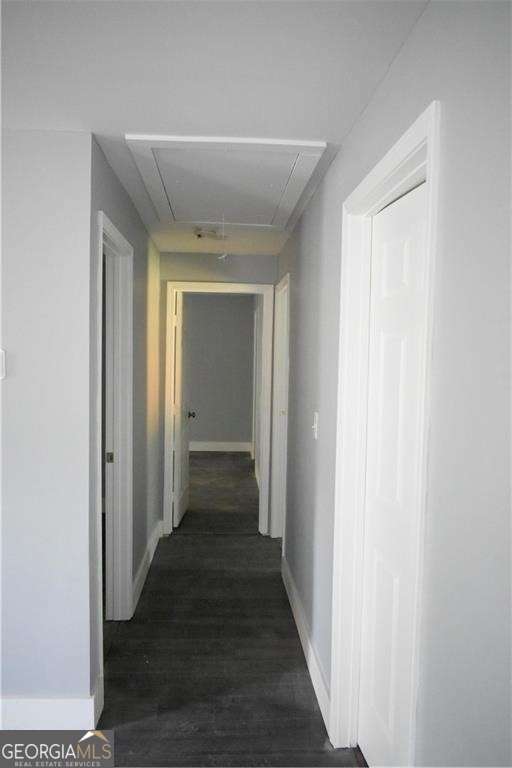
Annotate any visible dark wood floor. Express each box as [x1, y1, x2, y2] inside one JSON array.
[[101, 452, 362, 767]]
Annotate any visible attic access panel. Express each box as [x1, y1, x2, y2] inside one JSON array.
[[126, 136, 326, 230]]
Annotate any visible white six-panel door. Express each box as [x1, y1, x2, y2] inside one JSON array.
[[358, 183, 427, 766]]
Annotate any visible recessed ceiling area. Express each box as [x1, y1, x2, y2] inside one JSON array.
[[126, 135, 327, 253]]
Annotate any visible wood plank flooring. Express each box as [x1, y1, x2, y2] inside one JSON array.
[[100, 452, 363, 767]]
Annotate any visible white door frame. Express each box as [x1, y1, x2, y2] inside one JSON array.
[[270, 273, 290, 541], [95, 212, 134, 627], [329, 102, 441, 752], [164, 281, 274, 535]]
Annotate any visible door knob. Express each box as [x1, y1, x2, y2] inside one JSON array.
[[188, 411, 196, 419]]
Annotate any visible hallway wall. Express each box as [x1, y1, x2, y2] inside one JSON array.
[[184, 294, 254, 446], [2, 132, 164, 723], [90, 140, 163, 688], [91, 139, 163, 569], [2, 130, 93, 717], [279, 2, 510, 765]]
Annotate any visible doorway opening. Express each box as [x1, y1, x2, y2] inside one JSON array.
[[164, 282, 274, 536], [180, 292, 259, 535], [95, 212, 134, 685]]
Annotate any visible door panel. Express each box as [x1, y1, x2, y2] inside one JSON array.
[[358, 183, 427, 766], [103, 255, 115, 619], [270, 275, 290, 540], [173, 291, 190, 527]]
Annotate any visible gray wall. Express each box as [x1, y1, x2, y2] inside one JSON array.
[[279, 2, 510, 765], [91, 139, 162, 572], [2, 130, 93, 701], [184, 294, 254, 444], [89, 140, 162, 689]]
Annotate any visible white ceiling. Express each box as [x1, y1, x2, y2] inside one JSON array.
[[3, 0, 428, 255]]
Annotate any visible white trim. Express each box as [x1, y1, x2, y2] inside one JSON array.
[[132, 520, 163, 612], [95, 212, 134, 641], [270, 273, 290, 540], [1, 691, 99, 729], [126, 134, 326, 149], [329, 102, 441, 753], [189, 441, 253, 452], [281, 557, 330, 730], [164, 282, 274, 536]]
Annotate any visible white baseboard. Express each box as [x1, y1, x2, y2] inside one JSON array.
[[1, 693, 97, 729], [132, 520, 163, 612], [190, 441, 252, 453], [281, 556, 330, 730]]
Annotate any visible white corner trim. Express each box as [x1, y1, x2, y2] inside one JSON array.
[[1, 694, 97, 730], [189, 441, 252, 453], [281, 556, 330, 730], [132, 520, 163, 612]]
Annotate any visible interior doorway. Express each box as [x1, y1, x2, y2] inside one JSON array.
[[329, 103, 440, 763], [164, 282, 274, 536], [95, 213, 134, 635]]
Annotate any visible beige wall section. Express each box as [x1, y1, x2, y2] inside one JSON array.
[[159, 252, 278, 286], [280, 3, 510, 766]]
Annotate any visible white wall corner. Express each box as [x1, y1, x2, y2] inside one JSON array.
[[132, 520, 163, 612], [281, 557, 331, 732], [1, 694, 97, 730]]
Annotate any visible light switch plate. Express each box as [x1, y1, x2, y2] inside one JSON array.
[[312, 411, 319, 440]]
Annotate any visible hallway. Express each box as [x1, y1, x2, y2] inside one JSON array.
[[100, 453, 363, 767]]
